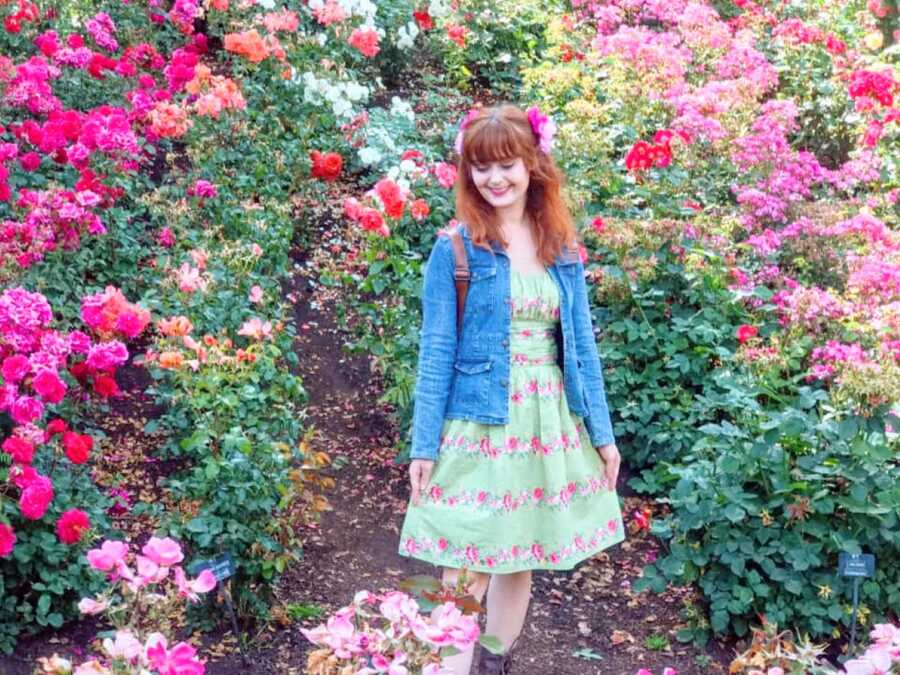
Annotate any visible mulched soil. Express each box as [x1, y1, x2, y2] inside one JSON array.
[[0, 212, 740, 675]]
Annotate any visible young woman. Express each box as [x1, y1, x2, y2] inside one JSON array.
[[397, 103, 625, 675]]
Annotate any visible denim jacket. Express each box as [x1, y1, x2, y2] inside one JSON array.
[[409, 223, 616, 461]]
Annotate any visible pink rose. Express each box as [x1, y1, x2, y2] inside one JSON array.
[[87, 539, 129, 573], [434, 162, 457, 189], [11, 395, 43, 424], [32, 369, 67, 404], [1, 355, 31, 382], [0, 523, 15, 557], [141, 536, 184, 566], [19, 476, 54, 520]]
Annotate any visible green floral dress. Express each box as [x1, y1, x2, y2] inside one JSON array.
[[398, 268, 625, 574]]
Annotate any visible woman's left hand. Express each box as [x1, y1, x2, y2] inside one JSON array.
[[596, 443, 620, 490]]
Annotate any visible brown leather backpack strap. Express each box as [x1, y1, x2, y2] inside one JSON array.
[[449, 227, 470, 333]]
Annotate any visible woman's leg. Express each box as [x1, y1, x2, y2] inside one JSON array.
[[484, 570, 533, 650], [437, 567, 491, 675]]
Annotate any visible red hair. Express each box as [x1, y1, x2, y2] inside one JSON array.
[[454, 103, 578, 266]]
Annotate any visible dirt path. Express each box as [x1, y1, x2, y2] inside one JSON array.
[[203, 217, 737, 674]]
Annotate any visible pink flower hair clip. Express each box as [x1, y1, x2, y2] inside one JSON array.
[[453, 108, 481, 155], [527, 106, 557, 155]]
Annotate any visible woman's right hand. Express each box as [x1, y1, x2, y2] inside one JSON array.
[[409, 459, 435, 506]]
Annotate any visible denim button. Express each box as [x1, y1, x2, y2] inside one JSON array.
[[500, 378, 508, 386], [501, 338, 509, 347]]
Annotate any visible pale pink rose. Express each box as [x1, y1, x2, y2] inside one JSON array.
[[78, 597, 109, 615], [141, 536, 184, 566], [237, 317, 272, 340], [87, 540, 129, 573], [102, 630, 143, 660], [250, 243, 263, 257], [74, 660, 112, 675], [844, 653, 891, 674], [173, 566, 217, 602], [176, 263, 207, 293], [189, 249, 208, 270], [248, 285, 263, 303]]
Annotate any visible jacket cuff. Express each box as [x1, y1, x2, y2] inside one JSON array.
[[409, 448, 438, 461]]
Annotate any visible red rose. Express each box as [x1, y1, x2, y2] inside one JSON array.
[[310, 150, 343, 181], [67, 33, 84, 48], [68, 361, 90, 383], [46, 418, 69, 437], [0, 523, 15, 557], [92, 374, 119, 398], [62, 431, 92, 464], [56, 509, 90, 545], [412, 9, 433, 30], [2, 436, 34, 464], [736, 324, 759, 344], [19, 476, 54, 520], [359, 208, 385, 233], [625, 141, 653, 171]]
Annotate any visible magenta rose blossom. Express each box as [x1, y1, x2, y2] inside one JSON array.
[[1, 355, 30, 382], [56, 509, 90, 544], [11, 395, 44, 424], [19, 476, 54, 520], [0, 523, 15, 557], [32, 369, 68, 404]]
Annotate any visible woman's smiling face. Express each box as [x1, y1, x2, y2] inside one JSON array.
[[470, 156, 530, 211]]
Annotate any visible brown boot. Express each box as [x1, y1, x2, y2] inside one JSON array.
[[476, 638, 518, 675]]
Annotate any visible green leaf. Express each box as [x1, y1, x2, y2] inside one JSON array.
[[478, 635, 505, 655]]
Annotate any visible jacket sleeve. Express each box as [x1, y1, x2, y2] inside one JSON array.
[[409, 234, 457, 460], [571, 256, 616, 447]]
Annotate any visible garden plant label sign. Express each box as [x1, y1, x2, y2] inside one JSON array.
[[838, 552, 875, 578], [188, 553, 236, 582]]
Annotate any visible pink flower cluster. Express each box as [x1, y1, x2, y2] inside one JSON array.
[[54, 537, 215, 674], [81, 286, 151, 340], [848, 69, 896, 110], [806, 341, 871, 382], [301, 589, 480, 673], [85, 12, 119, 53], [85, 537, 215, 598]]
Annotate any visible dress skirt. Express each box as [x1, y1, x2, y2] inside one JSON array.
[[397, 268, 625, 574]]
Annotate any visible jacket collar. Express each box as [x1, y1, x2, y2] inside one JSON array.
[[456, 221, 579, 267]]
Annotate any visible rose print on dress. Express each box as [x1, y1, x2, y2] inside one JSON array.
[[438, 425, 584, 459], [403, 520, 624, 570], [421, 474, 608, 514]]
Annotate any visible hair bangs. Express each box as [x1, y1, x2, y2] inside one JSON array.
[[463, 118, 531, 165]]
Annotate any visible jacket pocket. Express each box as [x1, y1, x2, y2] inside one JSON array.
[[466, 265, 496, 313], [447, 358, 493, 411]]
